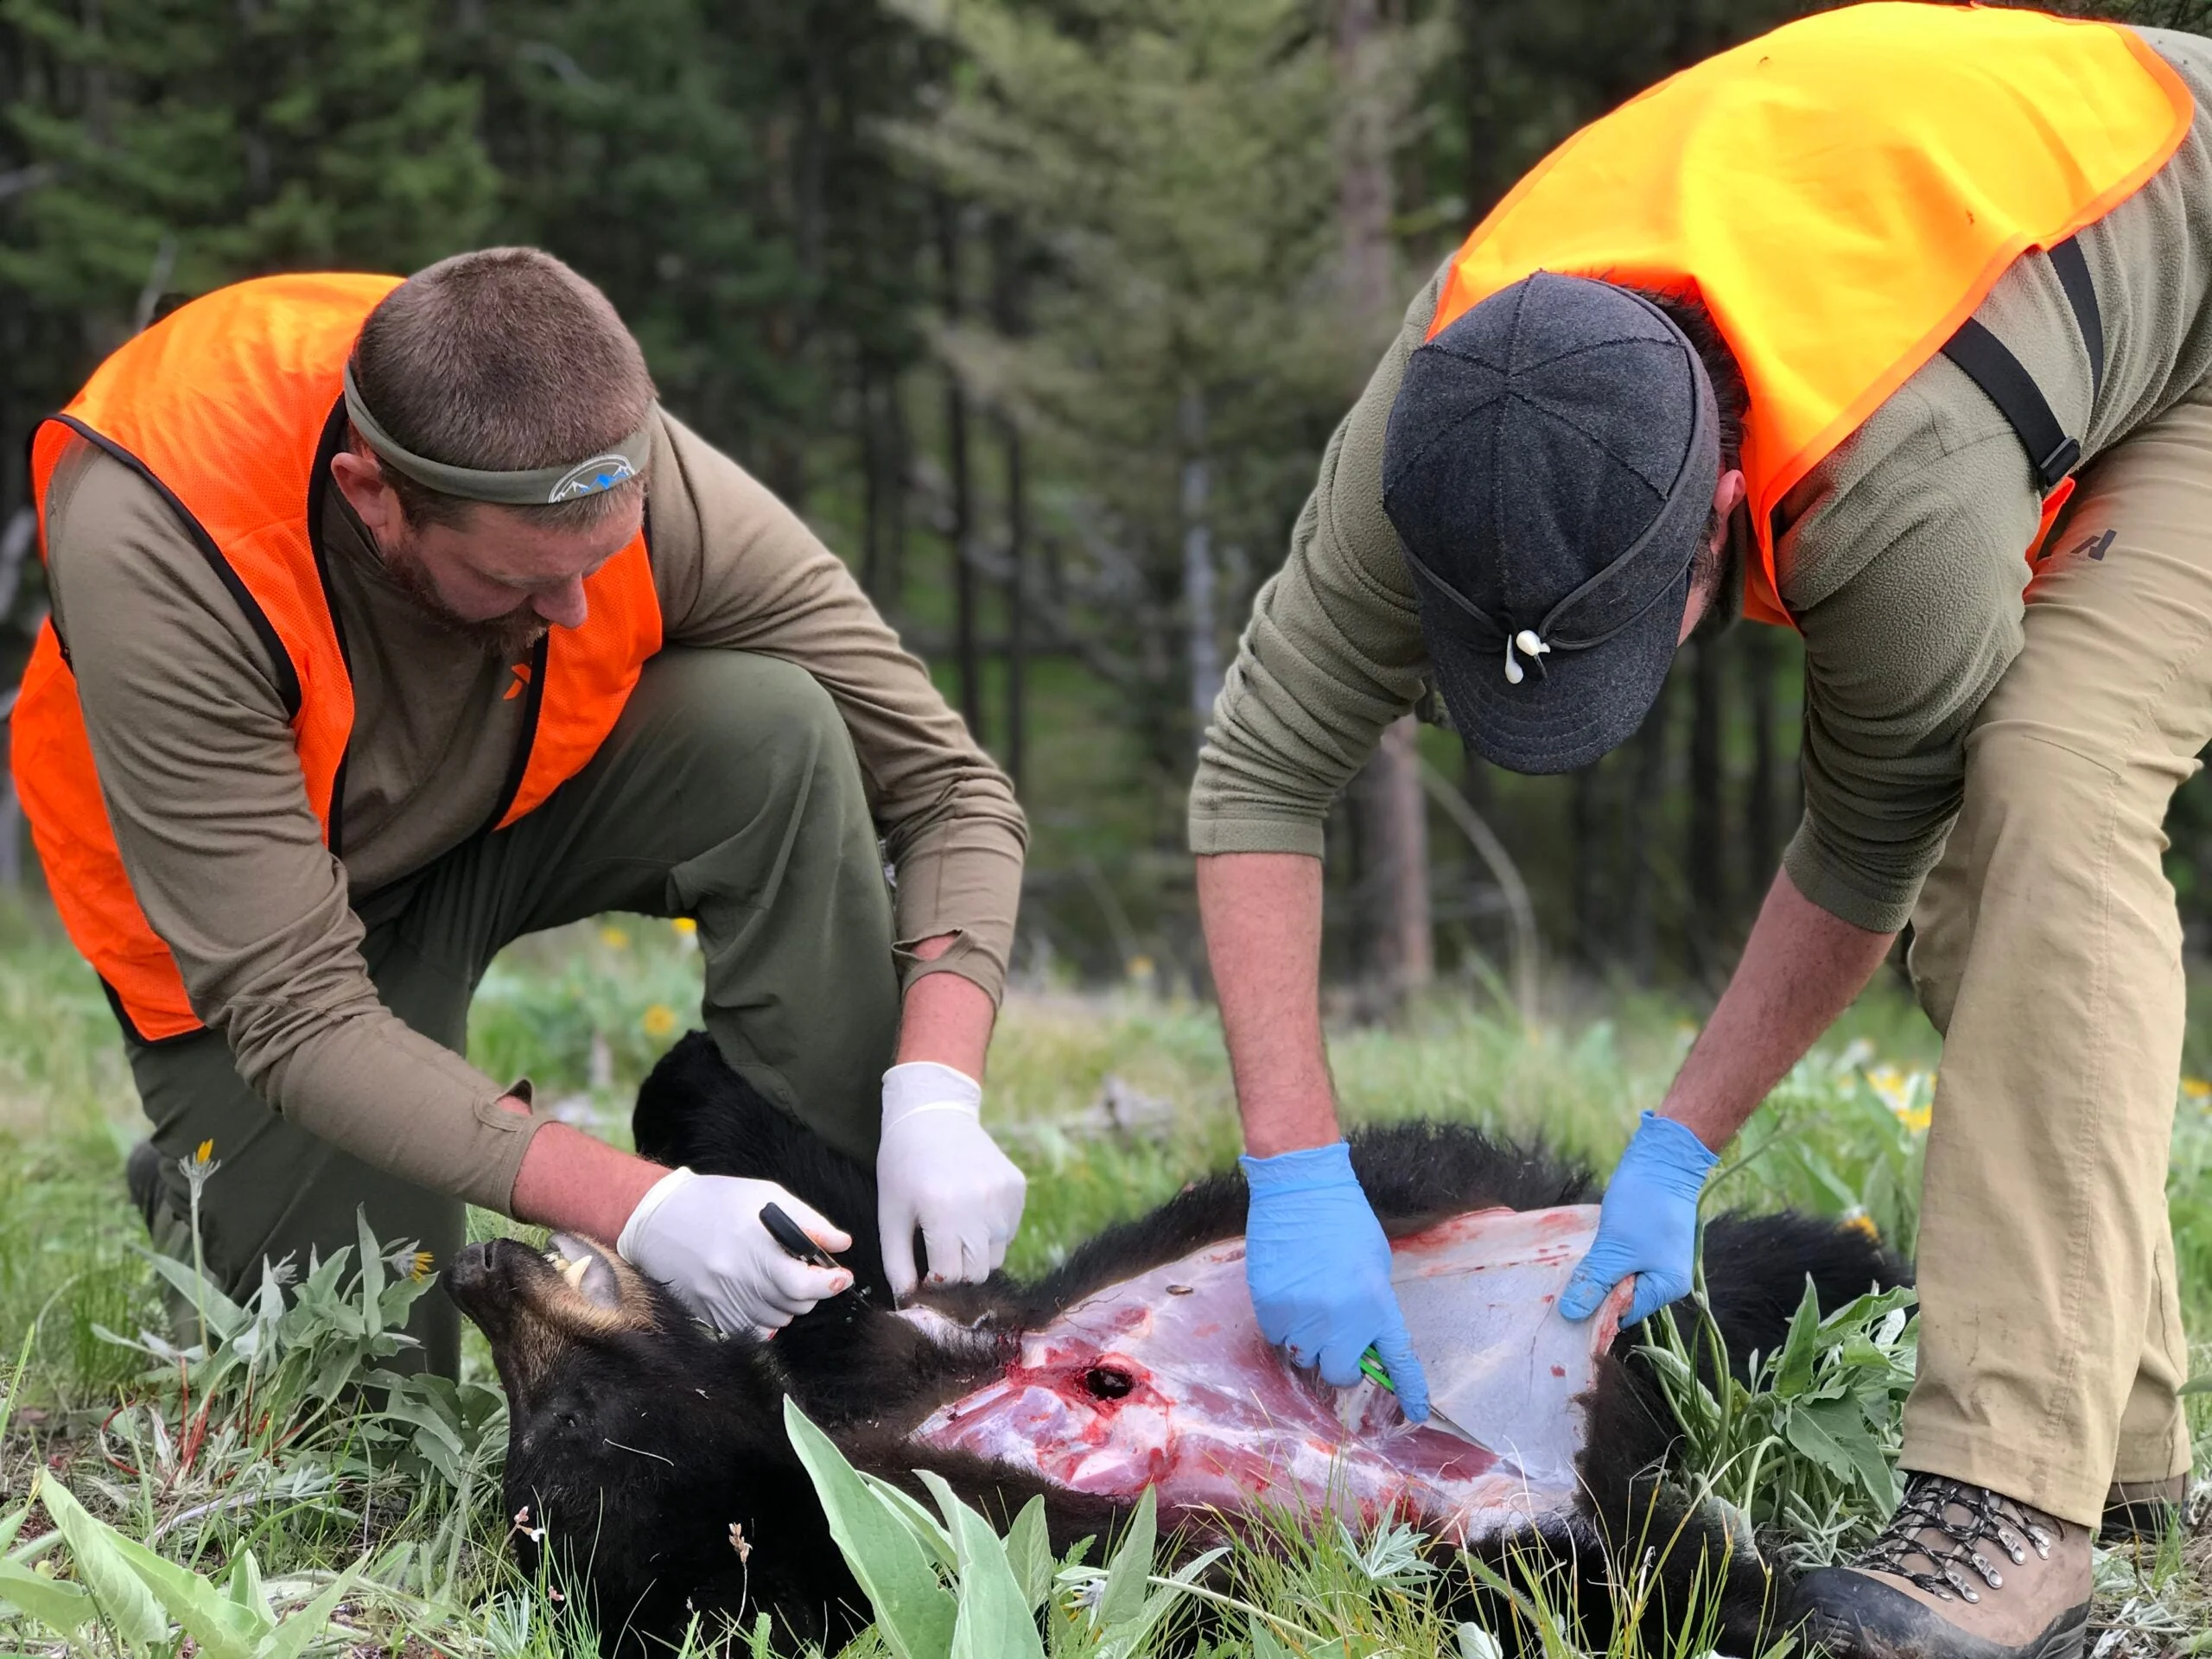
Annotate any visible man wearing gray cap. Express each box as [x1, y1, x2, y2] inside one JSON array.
[[1196, 7, 2210, 1656], [16, 247, 1028, 1372]]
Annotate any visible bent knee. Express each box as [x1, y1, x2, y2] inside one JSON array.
[[628, 648, 854, 776], [1961, 719, 2184, 849]]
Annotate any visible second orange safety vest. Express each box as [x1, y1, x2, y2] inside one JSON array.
[[1427, 3, 2195, 627], [11, 274, 664, 1040]]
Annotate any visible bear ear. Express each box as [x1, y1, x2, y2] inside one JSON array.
[[546, 1233, 627, 1310]]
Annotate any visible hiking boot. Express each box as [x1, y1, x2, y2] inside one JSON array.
[[2099, 1474, 2187, 1546], [1789, 1473, 2090, 1659]]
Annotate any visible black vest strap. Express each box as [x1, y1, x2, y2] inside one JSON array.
[[1937, 234, 2101, 493], [2049, 235, 2102, 398]]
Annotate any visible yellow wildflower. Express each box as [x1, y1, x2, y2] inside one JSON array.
[[1865, 1064, 1934, 1130], [2183, 1077, 2212, 1102], [600, 925, 631, 950], [194, 1139, 214, 1166], [410, 1249, 435, 1282], [641, 1003, 678, 1039], [1126, 955, 1154, 982], [671, 917, 697, 936]]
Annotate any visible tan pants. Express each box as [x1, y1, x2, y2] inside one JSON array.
[[1903, 391, 2212, 1528]]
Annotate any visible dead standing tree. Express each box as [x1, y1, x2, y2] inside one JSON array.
[[1338, 0, 1432, 1013]]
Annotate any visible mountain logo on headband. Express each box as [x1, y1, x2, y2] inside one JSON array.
[[548, 454, 639, 502]]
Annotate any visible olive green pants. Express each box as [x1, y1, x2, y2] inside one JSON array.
[[1902, 391, 2212, 1527], [127, 648, 902, 1376]]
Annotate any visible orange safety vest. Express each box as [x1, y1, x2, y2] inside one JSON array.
[[11, 273, 664, 1040], [1427, 3, 2195, 627]]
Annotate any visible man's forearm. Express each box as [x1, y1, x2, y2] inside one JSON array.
[[896, 933, 996, 1079], [511, 1114, 668, 1241], [1662, 868, 1897, 1150], [1196, 851, 1341, 1156]]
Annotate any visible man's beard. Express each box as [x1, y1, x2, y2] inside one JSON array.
[[380, 537, 550, 663]]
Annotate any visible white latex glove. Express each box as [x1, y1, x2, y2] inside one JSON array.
[[877, 1061, 1027, 1300], [616, 1168, 853, 1337]]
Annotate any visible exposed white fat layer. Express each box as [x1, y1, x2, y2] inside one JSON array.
[[908, 1205, 1632, 1543]]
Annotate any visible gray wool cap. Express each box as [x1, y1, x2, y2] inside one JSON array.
[[1381, 270, 1719, 775]]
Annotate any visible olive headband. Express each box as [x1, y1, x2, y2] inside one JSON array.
[[341, 361, 654, 506]]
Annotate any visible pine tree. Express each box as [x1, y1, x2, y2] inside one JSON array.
[[904, 0, 1432, 797]]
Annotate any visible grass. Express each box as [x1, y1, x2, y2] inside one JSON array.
[[2, 903, 2209, 1655]]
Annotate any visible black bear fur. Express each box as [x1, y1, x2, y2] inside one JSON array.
[[451, 1030, 1906, 1655]]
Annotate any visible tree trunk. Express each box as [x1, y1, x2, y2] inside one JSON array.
[[1337, 0, 1429, 1007], [1744, 623, 1778, 893], [880, 366, 910, 618], [935, 196, 984, 744], [1687, 636, 1726, 971], [1003, 410, 1028, 788], [859, 352, 887, 601], [1355, 716, 1435, 1007], [1179, 384, 1221, 743], [993, 219, 1029, 786], [1625, 682, 1671, 984], [1569, 766, 1602, 969]]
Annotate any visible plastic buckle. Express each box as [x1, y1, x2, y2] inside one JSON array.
[[2035, 435, 2082, 492]]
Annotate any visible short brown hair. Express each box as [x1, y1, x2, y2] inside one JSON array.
[[349, 247, 656, 532]]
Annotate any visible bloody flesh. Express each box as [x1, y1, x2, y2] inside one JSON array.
[[908, 1204, 1631, 1541]]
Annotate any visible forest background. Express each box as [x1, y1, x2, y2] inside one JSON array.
[[10, 0, 2212, 1010]]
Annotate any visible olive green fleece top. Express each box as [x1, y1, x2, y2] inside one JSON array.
[[41, 410, 1026, 1212], [1192, 27, 2212, 937]]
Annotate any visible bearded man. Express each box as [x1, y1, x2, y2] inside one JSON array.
[[14, 248, 1027, 1372]]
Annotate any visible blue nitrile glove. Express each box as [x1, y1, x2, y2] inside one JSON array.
[[1560, 1111, 1719, 1326], [1241, 1141, 1431, 1423]]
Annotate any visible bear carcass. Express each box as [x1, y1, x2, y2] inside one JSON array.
[[445, 1031, 1904, 1654]]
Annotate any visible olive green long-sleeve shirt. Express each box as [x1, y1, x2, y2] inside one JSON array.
[[1192, 27, 2212, 936], [41, 410, 1025, 1211]]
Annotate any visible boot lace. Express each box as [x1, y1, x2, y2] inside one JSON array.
[[1856, 1474, 2056, 1604]]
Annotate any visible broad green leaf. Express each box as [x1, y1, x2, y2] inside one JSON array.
[[0, 1503, 29, 1555], [1003, 1496, 1053, 1612], [36, 1477, 173, 1655], [858, 1470, 959, 1572], [356, 1211, 386, 1336], [914, 1472, 1045, 1659], [785, 1398, 955, 1659], [1778, 1403, 1858, 1488], [1094, 1486, 1157, 1629], [1251, 1615, 1293, 1659], [0, 1557, 96, 1634], [1770, 1281, 1822, 1399], [64, 1496, 266, 1659], [143, 1254, 249, 1341], [1094, 1548, 1226, 1659], [1802, 1398, 1897, 1509], [251, 1559, 365, 1659], [226, 1550, 270, 1621]]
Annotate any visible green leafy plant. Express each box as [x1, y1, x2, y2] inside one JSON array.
[[1639, 1277, 1919, 1567], [92, 1209, 505, 1510], [783, 1396, 1223, 1657], [0, 1472, 364, 1656]]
